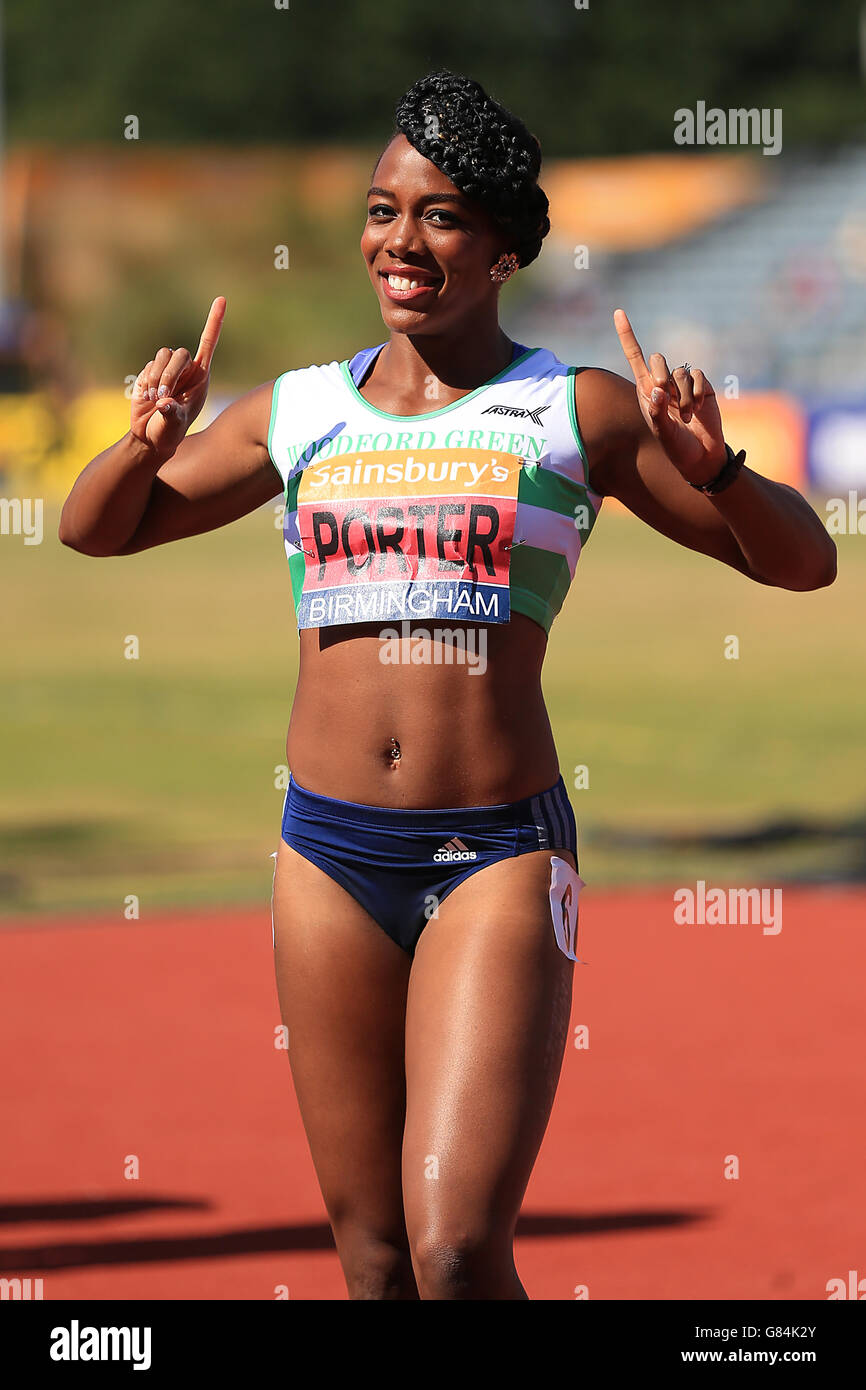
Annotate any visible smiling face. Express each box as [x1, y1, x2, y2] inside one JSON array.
[[361, 133, 510, 336]]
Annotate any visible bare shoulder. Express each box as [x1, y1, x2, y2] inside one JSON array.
[[203, 378, 276, 450], [572, 366, 643, 494]]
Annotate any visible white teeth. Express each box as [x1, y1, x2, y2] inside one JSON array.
[[385, 274, 435, 291]]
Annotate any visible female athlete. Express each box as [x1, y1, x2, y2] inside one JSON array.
[[59, 71, 836, 1300]]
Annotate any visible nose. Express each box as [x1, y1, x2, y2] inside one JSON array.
[[384, 210, 425, 257]]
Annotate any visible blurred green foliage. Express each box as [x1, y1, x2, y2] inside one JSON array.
[[6, 0, 866, 155], [12, 145, 542, 388]]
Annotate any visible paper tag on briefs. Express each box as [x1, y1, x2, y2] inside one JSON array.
[[549, 855, 586, 963]]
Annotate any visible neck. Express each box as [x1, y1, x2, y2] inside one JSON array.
[[378, 314, 513, 391]]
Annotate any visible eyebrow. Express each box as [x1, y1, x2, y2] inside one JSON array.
[[366, 186, 468, 206]]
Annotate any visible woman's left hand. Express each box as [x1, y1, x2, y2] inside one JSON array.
[[614, 308, 727, 485]]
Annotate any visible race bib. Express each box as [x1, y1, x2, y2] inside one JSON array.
[[293, 449, 522, 629], [549, 855, 586, 963]]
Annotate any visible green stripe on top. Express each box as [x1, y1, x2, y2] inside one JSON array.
[[267, 373, 287, 476], [285, 473, 304, 611], [566, 366, 591, 479], [287, 550, 305, 610], [509, 546, 571, 634], [518, 461, 595, 517]]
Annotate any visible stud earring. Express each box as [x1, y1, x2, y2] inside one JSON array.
[[489, 252, 520, 284]]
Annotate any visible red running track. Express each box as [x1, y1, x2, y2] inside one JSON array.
[[0, 885, 863, 1300]]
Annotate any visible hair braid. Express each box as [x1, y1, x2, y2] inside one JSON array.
[[393, 70, 550, 269]]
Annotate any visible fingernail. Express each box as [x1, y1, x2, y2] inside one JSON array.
[[651, 388, 665, 404], [148, 387, 156, 401], [158, 384, 168, 398]]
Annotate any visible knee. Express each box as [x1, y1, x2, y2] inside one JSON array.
[[332, 1224, 417, 1300], [411, 1227, 507, 1299]]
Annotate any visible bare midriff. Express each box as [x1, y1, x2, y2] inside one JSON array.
[[286, 613, 559, 809]]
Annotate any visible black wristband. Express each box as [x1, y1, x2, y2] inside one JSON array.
[[689, 443, 747, 495]]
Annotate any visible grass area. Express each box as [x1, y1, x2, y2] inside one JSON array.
[[1, 502, 862, 916]]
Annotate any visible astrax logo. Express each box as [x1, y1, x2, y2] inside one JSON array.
[[481, 404, 550, 425]]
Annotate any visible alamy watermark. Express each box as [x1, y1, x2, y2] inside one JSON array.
[[674, 880, 782, 935], [1, 1277, 44, 1299], [674, 102, 782, 156], [826, 1269, 866, 1299], [825, 491, 866, 534], [0, 497, 43, 544], [378, 620, 487, 674], [49, 1322, 151, 1370]]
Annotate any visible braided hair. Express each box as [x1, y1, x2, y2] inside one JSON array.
[[391, 70, 550, 270]]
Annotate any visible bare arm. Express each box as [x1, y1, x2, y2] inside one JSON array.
[[58, 297, 282, 557], [577, 312, 837, 592]]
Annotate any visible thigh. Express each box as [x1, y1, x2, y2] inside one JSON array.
[[402, 849, 577, 1247], [272, 840, 412, 1237]]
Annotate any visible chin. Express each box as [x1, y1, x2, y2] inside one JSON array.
[[380, 307, 438, 333]]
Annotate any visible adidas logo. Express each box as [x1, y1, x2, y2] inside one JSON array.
[[433, 836, 478, 862]]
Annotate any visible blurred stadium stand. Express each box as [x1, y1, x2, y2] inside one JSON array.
[[511, 146, 866, 399]]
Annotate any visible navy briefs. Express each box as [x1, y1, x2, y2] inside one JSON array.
[[280, 773, 578, 956]]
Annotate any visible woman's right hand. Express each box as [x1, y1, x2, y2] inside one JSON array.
[[130, 296, 226, 460]]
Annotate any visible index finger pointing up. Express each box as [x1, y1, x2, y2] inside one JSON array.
[[194, 296, 226, 370], [613, 308, 651, 390]]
